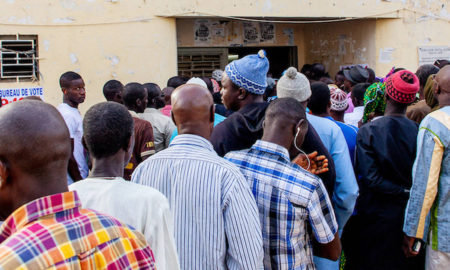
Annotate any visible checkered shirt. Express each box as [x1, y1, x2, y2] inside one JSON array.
[[225, 140, 338, 270], [0, 191, 155, 269]]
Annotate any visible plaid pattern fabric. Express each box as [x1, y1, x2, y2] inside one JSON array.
[[225, 140, 338, 270], [0, 191, 155, 269]]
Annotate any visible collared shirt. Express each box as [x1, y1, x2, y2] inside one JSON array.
[[70, 177, 180, 270], [0, 191, 155, 269], [125, 110, 156, 180], [404, 106, 450, 252], [139, 108, 176, 152], [344, 106, 364, 127], [225, 140, 338, 270], [325, 116, 358, 165], [170, 113, 226, 142], [132, 134, 264, 270], [57, 103, 89, 178], [307, 114, 358, 230]]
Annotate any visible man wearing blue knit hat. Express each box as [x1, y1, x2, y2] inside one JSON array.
[[210, 52, 338, 200], [210, 50, 271, 156]]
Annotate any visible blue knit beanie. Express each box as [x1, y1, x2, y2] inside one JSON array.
[[225, 50, 269, 95]]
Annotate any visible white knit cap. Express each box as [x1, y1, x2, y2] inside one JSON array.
[[277, 67, 311, 102], [186, 77, 207, 88]]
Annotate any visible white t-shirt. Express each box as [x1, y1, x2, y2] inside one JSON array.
[[69, 177, 180, 270], [344, 106, 364, 128], [57, 103, 89, 179]]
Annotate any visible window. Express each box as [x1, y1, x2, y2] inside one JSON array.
[[0, 35, 38, 82], [178, 48, 228, 78]]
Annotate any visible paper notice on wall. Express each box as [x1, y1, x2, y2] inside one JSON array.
[[243, 22, 259, 44], [194, 19, 211, 45], [260, 23, 275, 43], [379, 48, 395, 63], [1, 87, 44, 106], [418, 46, 450, 66]]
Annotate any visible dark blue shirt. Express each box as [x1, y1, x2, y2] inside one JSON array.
[[325, 116, 358, 165]]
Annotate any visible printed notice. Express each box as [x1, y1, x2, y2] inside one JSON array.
[[1, 87, 44, 106], [418, 46, 450, 66], [379, 48, 395, 63], [194, 19, 211, 45]]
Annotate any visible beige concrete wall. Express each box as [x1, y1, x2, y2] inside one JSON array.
[[303, 20, 377, 77], [1, 0, 177, 113]]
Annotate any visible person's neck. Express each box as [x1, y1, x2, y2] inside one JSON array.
[[127, 106, 140, 114], [438, 95, 450, 108], [89, 155, 125, 179], [313, 112, 329, 118], [178, 124, 211, 141], [12, 171, 69, 214], [147, 104, 157, 109], [384, 102, 406, 117], [238, 95, 264, 110], [63, 98, 78, 109], [261, 128, 291, 151], [330, 110, 345, 122]]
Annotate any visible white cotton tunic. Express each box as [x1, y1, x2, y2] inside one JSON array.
[[69, 177, 180, 270]]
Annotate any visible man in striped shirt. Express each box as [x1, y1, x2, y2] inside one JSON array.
[[132, 84, 264, 269], [0, 100, 155, 269], [225, 98, 340, 269]]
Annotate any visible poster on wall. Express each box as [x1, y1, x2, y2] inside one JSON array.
[[1, 87, 44, 106], [243, 22, 259, 44], [418, 46, 450, 66], [260, 23, 275, 43], [194, 19, 211, 45]]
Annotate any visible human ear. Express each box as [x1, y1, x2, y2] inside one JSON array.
[[0, 160, 9, 188], [237, 88, 247, 100]]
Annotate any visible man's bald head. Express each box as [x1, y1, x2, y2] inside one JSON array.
[[436, 65, 450, 92], [0, 101, 71, 219], [0, 100, 71, 176], [171, 85, 214, 139]]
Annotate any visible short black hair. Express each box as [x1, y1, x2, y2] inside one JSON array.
[[416, 64, 440, 88], [353, 83, 371, 103], [310, 63, 326, 80], [83, 102, 134, 159], [143, 83, 161, 98], [265, 97, 306, 125], [59, 71, 82, 88], [103, 80, 123, 101], [123, 83, 146, 108], [309, 82, 331, 115], [167, 76, 188, 88], [201, 77, 214, 94]]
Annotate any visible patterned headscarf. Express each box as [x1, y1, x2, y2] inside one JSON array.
[[362, 82, 386, 123]]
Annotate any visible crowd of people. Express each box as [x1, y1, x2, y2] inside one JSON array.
[[0, 50, 448, 270]]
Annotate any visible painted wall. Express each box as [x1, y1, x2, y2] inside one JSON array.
[[1, 0, 177, 113]]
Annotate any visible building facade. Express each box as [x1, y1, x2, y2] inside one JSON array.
[[1, 0, 449, 112]]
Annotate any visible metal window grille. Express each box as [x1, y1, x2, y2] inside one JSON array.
[[0, 38, 38, 81], [178, 48, 228, 78]]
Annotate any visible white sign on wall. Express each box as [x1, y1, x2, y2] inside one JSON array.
[[418, 46, 450, 66], [0, 87, 44, 106]]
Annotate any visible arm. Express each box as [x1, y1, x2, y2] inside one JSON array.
[[139, 121, 156, 162], [330, 129, 358, 230], [308, 180, 341, 261], [313, 232, 341, 261], [403, 126, 443, 252], [223, 173, 263, 269], [356, 128, 408, 197], [301, 124, 336, 197], [68, 138, 82, 181]]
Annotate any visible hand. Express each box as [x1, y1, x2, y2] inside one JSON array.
[[293, 151, 329, 175], [402, 234, 420, 258]]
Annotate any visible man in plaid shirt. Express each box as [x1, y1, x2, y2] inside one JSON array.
[[0, 100, 155, 269], [225, 98, 341, 269]]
